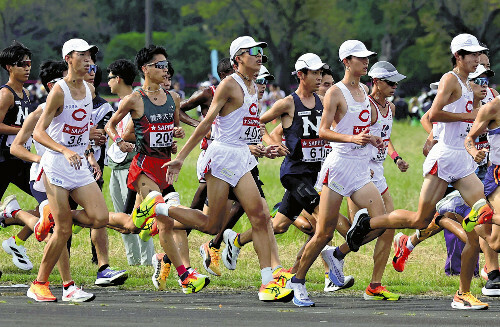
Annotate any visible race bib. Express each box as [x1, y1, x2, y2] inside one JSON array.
[[150, 122, 173, 147], [476, 133, 489, 166], [62, 123, 88, 148], [301, 138, 329, 162], [374, 139, 389, 162], [240, 117, 261, 144]]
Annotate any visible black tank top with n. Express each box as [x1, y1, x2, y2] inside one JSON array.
[[0, 85, 34, 161], [280, 92, 324, 179]]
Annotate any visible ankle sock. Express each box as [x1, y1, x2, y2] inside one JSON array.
[[63, 281, 75, 289], [369, 282, 381, 289], [177, 265, 188, 279], [14, 235, 25, 246], [333, 247, 346, 260], [406, 238, 415, 251], [291, 275, 305, 284], [261, 267, 274, 285], [98, 264, 109, 272], [272, 265, 283, 273]]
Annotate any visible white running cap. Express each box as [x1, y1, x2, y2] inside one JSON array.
[[469, 64, 494, 79], [62, 38, 98, 58], [339, 40, 376, 61], [294, 53, 329, 72], [257, 65, 274, 80], [368, 61, 406, 82], [450, 34, 487, 54], [230, 36, 267, 63]]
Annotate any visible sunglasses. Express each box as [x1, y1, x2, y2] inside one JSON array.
[[255, 78, 268, 85], [381, 79, 398, 87], [241, 46, 263, 56], [14, 60, 32, 68], [472, 77, 489, 86], [146, 60, 170, 70], [88, 64, 98, 74], [108, 75, 118, 81]]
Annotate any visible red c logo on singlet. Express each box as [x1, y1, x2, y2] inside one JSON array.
[[72, 108, 87, 121], [465, 100, 473, 113], [249, 103, 258, 115], [359, 109, 370, 123]]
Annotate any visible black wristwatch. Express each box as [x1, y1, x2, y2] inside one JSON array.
[[393, 156, 402, 164], [84, 148, 95, 157]]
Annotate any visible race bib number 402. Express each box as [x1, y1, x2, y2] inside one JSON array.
[[240, 117, 261, 144], [150, 122, 173, 147]]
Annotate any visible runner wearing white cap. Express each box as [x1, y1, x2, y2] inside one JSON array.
[[134, 36, 293, 302], [348, 33, 491, 310]]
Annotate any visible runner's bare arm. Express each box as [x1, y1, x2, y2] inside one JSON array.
[[0, 88, 21, 135], [170, 91, 185, 138], [105, 93, 137, 152], [265, 123, 289, 156], [388, 140, 409, 172], [121, 119, 136, 143], [260, 96, 293, 124], [179, 88, 212, 127], [465, 100, 498, 162], [10, 107, 42, 163], [420, 110, 432, 134], [429, 74, 475, 122]]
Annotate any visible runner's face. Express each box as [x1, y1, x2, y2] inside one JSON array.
[[458, 52, 481, 74], [479, 54, 490, 69], [107, 72, 118, 93], [257, 82, 266, 99], [300, 69, 322, 93], [347, 56, 369, 76], [237, 49, 263, 72], [318, 74, 334, 96], [68, 51, 91, 75], [377, 79, 397, 98], [9, 55, 31, 83], [144, 54, 168, 84], [163, 73, 172, 90], [84, 59, 95, 84], [471, 73, 488, 101]]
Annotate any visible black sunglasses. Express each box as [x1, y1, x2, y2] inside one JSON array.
[[381, 79, 398, 87], [146, 60, 170, 70], [255, 78, 268, 85], [108, 75, 119, 81], [14, 60, 32, 68], [88, 64, 98, 74]]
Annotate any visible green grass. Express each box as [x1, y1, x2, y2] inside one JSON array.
[[0, 120, 488, 296]]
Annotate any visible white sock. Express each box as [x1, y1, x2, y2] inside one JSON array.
[[155, 203, 169, 217], [261, 267, 274, 285], [406, 238, 415, 251]]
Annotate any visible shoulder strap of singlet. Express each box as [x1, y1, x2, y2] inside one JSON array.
[[231, 73, 251, 98], [209, 85, 216, 96], [449, 71, 471, 91], [0, 84, 17, 98]]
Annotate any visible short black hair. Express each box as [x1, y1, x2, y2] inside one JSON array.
[[0, 41, 32, 71], [135, 45, 168, 77], [107, 59, 137, 86], [217, 58, 232, 77], [39, 60, 67, 90], [167, 61, 174, 77], [295, 68, 310, 83], [451, 49, 473, 67]]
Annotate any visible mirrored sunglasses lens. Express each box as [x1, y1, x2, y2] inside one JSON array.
[[88, 65, 97, 73], [248, 47, 263, 56], [256, 79, 267, 85], [17, 60, 31, 68], [155, 60, 168, 69]]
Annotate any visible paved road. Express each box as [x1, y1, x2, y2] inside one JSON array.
[[1, 286, 500, 326]]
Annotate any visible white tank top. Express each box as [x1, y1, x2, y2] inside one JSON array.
[[214, 73, 258, 146], [483, 87, 497, 104], [29, 103, 47, 182], [369, 96, 393, 162], [487, 126, 500, 165], [46, 80, 92, 155], [329, 81, 372, 157], [436, 72, 474, 148]]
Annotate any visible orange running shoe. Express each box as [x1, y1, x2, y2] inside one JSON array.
[[27, 281, 57, 302], [392, 232, 411, 272], [451, 291, 488, 310], [34, 200, 54, 242]]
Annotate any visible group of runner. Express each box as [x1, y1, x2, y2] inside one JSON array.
[[0, 32, 499, 310]]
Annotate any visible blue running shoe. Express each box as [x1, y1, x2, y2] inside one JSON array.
[[95, 267, 128, 286], [321, 245, 345, 287], [286, 280, 315, 307]]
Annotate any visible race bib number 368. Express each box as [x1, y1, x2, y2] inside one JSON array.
[[150, 122, 174, 147]]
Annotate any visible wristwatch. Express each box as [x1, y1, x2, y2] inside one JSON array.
[[115, 137, 124, 144], [84, 148, 95, 157]]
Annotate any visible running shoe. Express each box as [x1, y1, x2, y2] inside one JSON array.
[[180, 269, 210, 294], [416, 212, 442, 241], [199, 241, 221, 276], [27, 281, 57, 302], [346, 208, 371, 252], [480, 265, 500, 281], [273, 267, 294, 288], [436, 190, 465, 215], [139, 219, 158, 242], [2, 236, 33, 271], [34, 200, 54, 242], [482, 275, 500, 296], [324, 275, 355, 292], [258, 280, 293, 302], [321, 245, 345, 286], [72, 224, 83, 234], [270, 202, 281, 218], [132, 191, 164, 229], [0, 194, 20, 219], [392, 232, 411, 272], [222, 229, 241, 270], [451, 291, 488, 310], [462, 199, 492, 232], [152, 253, 170, 290], [364, 285, 400, 301], [62, 283, 95, 302], [164, 191, 181, 207], [95, 267, 128, 286], [287, 281, 315, 307]]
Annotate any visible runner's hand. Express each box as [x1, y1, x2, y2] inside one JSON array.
[[118, 141, 134, 153], [396, 158, 409, 172], [422, 139, 437, 157], [248, 144, 266, 158], [171, 140, 178, 154], [87, 153, 102, 180], [264, 145, 279, 159], [62, 148, 83, 170], [351, 129, 371, 145], [174, 126, 185, 139], [89, 127, 106, 146], [370, 135, 384, 148], [164, 158, 184, 184], [473, 149, 487, 164], [275, 143, 289, 156]]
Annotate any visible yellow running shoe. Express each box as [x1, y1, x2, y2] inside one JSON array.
[[258, 280, 294, 302], [139, 219, 158, 242], [180, 269, 210, 294], [199, 241, 221, 276], [451, 291, 488, 310], [27, 281, 57, 302], [462, 199, 492, 232], [152, 253, 170, 291], [363, 285, 400, 301], [132, 191, 164, 229], [273, 267, 294, 288]]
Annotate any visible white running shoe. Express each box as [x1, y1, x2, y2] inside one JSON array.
[[2, 236, 33, 271], [436, 190, 465, 215], [222, 229, 241, 270], [286, 280, 315, 307], [164, 192, 181, 207], [62, 283, 95, 302], [0, 195, 20, 219], [321, 246, 345, 286]]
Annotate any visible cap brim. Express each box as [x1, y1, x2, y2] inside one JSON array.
[[307, 63, 330, 71], [350, 50, 376, 58], [430, 82, 439, 90], [461, 45, 488, 53], [384, 73, 406, 83]]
